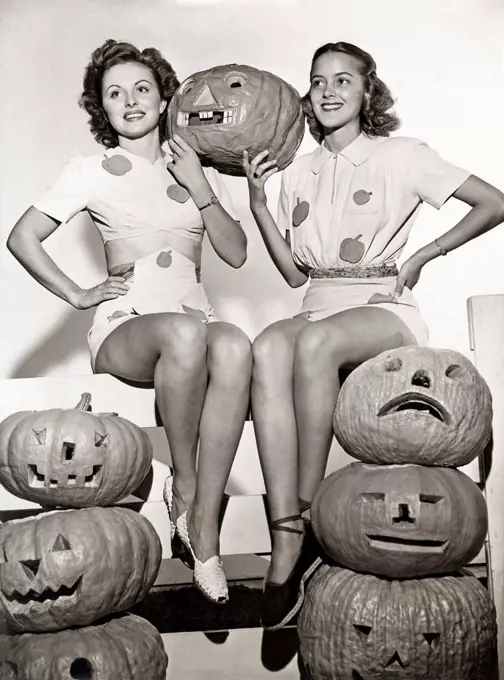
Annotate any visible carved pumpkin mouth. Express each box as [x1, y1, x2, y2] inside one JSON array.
[[27, 464, 103, 489], [6, 575, 82, 605], [377, 392, 450, 424], [366, 535, 448, 553], [177, 109, 234, 126]]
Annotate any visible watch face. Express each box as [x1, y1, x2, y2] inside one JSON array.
[[210, 196, 219, 204]]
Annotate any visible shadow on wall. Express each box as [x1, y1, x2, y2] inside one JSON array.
[[9, 308, 95, 379], [8, 214, 104, 378]]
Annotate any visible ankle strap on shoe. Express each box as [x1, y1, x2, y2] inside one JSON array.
[[270, 514, 304, 534]]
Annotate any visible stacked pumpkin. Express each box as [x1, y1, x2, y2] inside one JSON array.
[[0, 393, 167, 679], [298, 347, 498, 679]]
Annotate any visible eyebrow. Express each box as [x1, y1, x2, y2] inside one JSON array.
[[311, 71, 354, 80], [105, 79, 154, 93]]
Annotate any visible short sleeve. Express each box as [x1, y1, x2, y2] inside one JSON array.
[[405, 139, 471, 210], [203, 166, 239, 220], [277, 169, 291, 237], [33, 156, 88, 224]]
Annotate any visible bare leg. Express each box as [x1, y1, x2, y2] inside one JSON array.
[[251, 318, 309, 583], [294, 307, 417, 505], [94, 313, 208, 520], [187, 322, 252, 561]]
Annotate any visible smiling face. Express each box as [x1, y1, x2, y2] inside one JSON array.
[[309, 51, 366, 136], [298, 566, 498, 679], [167, 63, 304, 175], [0, 507, 161, 634], [334, 346, 493, 466], [312, 464, 488, 579], [101, 62, 166, 142]]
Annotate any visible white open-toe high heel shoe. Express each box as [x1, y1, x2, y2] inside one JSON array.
[[176, 511, 229, 605], [163, 474, 194, 569]]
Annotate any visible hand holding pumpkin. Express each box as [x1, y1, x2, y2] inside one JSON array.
[[242, 150, 278, 207], [73, 275, 130, 310], [166, 134, 208, 196]]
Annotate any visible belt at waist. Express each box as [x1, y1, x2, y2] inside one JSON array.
[[309, 264, 398, 279]]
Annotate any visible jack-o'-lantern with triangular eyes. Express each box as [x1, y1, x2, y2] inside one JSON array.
[[312, 463, 487, 578], [334, 347, 493, 467], [0, 506, 161, 634], [0, 613, 168, 680], [167, 64, 305, 176], [0, 394, 153, 508], [298, 565, 498, 680]]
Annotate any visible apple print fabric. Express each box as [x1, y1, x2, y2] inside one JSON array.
[[276, 133, 470, 273]]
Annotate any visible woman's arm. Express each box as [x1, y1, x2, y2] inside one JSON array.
[[7, 207, 130, 309], [395, 175, 504, 294], [242, 150, 308, 288], [167, 135, 247, 269]]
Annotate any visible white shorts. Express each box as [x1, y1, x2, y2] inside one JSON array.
[[87, 246, 218, 371]]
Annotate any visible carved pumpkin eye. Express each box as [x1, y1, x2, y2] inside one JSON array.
[[52, 534, 72, 552], [352, 671, 364, 679], [353, 623, 372, 640], [0, 662, 18, 678], [419, 494, 443, 504], [446, 363, 463, 378], [225, 73, 247, 88], [70, 658, 94, 679], [384, 356, 402, 372], [360, 492, 385, 501], [179, 78, 195, 95], [423, 632, 441, 648], [0, 546, 7, 563], [95, 431, 109, 447], [32, 427, 46, 445]]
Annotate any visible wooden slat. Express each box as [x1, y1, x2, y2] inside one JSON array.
[[467, 294, 504, 677]]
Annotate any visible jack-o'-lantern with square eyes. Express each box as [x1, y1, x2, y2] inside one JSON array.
[[312, 463, 487, 578], [0, 393, 153, 508], [298, 565, 498, 680], [167, 64, 305, 176], [0, 613, 168, 680], [0, 506, 162, 634], [334, 346, 493, 467]]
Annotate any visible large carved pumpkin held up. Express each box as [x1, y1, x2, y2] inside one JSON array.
[[167, 64, 305, 176], [0, 613, 168, 680], [312, 463, 487, 578], [334, 346, 493, 467], [0, 506, 162, 634], [298, 565, 497, 680], [0, 393, 153, 508]]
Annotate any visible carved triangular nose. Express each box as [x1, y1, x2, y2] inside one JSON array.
[[193, 84, 217, 107], [21, 558, 41, 578], [411, 369, 430, 389], [385, 650, 408, 668]]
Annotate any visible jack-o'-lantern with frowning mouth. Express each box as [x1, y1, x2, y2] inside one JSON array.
[[167, 64, 305, 176], [0, 506, 161, 634], [334, 346, 493, 467], [311, 463, 488, 578]]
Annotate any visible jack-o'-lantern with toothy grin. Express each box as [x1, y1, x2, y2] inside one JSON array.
[[167, 64, 305, 176]]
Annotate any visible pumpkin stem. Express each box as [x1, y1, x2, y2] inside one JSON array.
[[76, 393, 92, 412]]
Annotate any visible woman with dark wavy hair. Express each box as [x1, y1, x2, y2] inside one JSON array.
[[7, 39, 252, 604], [242, 40, 504, 629]]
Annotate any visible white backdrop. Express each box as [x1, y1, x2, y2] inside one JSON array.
[[1, 0, 503, 378]]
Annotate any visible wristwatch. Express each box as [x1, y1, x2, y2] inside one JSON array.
[[198, 196, 219, 211]]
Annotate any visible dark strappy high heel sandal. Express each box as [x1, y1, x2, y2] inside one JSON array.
[[261, 512, 322, 631]]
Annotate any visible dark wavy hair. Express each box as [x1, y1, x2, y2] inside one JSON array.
[[302, 42, 400, 143], [78, 39, 179, 148]]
